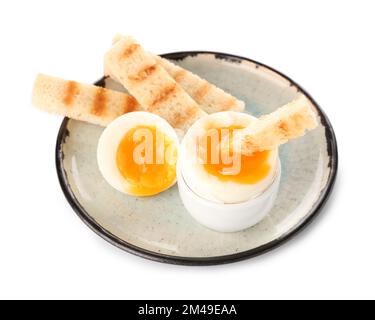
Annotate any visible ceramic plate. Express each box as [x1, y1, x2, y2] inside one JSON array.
[[56, 52, 338, 265]]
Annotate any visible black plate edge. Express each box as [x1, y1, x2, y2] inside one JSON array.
[[55, 51, 338, 266]]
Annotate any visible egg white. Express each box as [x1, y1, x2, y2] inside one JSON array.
[[97, 112, 179, 196], [179, 111, 279, 204]]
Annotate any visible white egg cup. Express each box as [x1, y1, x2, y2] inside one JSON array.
[[177, 160, 281, 233]]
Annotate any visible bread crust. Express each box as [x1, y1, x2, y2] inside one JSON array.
[[156, 56, 245, 113], [240, 96, 318, 155], [104, 37, 207, 132], [32, 74, 140, 126], [107, 35, 245, 114]]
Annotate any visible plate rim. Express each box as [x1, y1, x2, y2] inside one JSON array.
[[55, 51, 338, 266]]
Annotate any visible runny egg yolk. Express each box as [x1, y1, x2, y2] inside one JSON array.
[[203, 126, 271, 184], [116, 125, 177, 196]]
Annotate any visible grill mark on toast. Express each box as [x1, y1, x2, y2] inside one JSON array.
[[193, 83, 212, 103], [172, 69, 187, 83], [128, 64, 158, 81], [148, 84, 177, 111], [220, 97, 237, 111], [123, 95, 138, 113], [91, 87, 107, 116], [278, 120, 289, 136], [172, 106, 200, 129], [63, 81, 79, 106], [122, 44, 140, 59]]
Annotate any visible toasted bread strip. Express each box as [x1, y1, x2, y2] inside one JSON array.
[[104, 37, 207, 132], [239, 96, 318, 155], [107, 35, 245, 114], [156, 57, 245, 113], [32, 74, 140, 126]]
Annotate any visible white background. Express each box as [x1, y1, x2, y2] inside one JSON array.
[[0, 0, 374, 300]]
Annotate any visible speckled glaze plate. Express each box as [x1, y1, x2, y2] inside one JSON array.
[[56, 52, 338, 265]]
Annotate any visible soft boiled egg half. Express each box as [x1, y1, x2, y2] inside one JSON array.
[[97, 112, 179, 196], [179, 111, 279, 204]]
